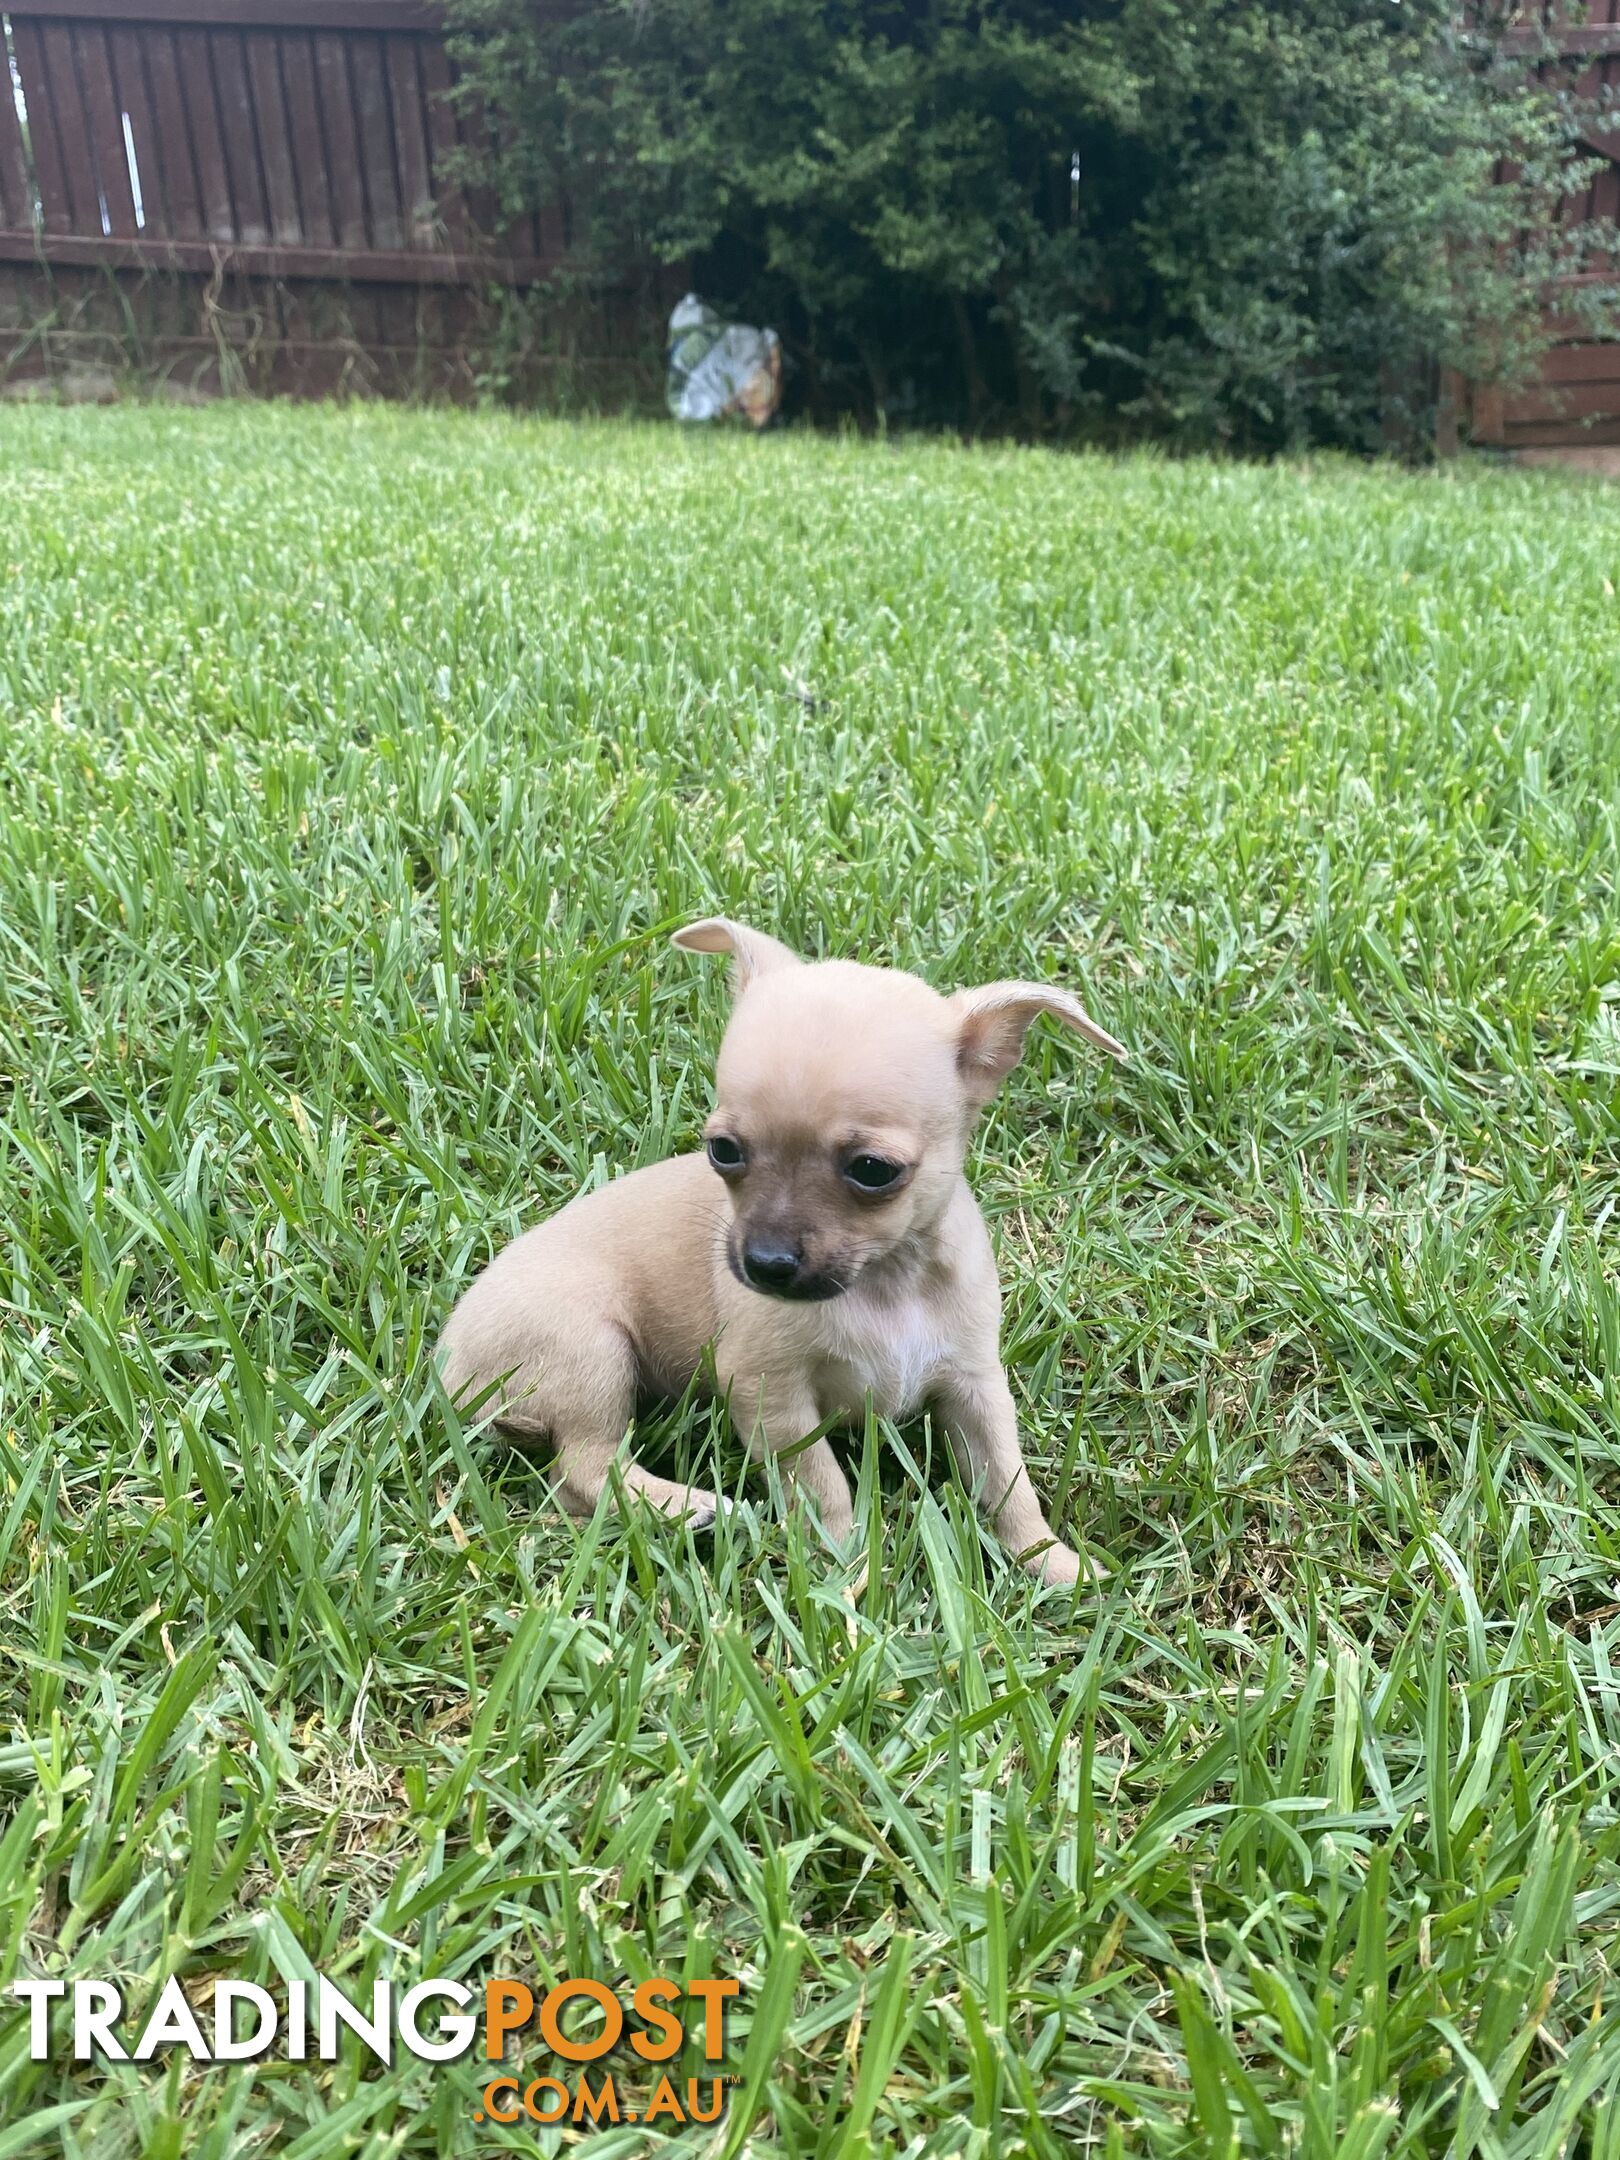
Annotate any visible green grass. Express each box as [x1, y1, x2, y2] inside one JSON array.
[[3, 406, 1620, 2158]]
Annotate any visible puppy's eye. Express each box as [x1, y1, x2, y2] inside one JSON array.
[[846, 1154, 904, 1192], [707, 1135, 746, 1173]]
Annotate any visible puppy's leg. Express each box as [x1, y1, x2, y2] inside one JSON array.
[[442, 1322, 725, 1528], [933, 1368, 1082, 1588], [607, 1463, 728, 1527], [727, 1373, 855, 1544]]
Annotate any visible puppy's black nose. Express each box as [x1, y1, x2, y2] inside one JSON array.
[[742, 1240, 802, 1293]]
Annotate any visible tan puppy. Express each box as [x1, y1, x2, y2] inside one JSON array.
[[439, 920, 1125, 1585]]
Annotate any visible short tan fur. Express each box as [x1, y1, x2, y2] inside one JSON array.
[[439, 919, 1125, 1585]]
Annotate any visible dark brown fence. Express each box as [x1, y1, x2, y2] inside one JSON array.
[[1468, 4, 1620, 449], [0, 0, 655, 398]]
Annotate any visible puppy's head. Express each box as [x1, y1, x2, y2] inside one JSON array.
[[673, 918, 1125, 1303]]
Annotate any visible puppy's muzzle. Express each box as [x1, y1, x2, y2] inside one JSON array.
[[733, 1235, 844, 1303]]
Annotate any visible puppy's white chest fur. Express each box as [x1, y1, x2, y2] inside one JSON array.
[[810, 1285, 951, 1421]]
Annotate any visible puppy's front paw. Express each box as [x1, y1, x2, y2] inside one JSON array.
[[1030, 1540, 1084, 1589]]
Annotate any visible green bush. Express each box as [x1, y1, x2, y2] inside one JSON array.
[[445, 0, 1620, 449]]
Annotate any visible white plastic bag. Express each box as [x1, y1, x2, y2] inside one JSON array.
[[666, 293, 783, 427]]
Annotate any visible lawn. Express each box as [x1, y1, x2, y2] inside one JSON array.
[[2, 406, 1620, 2158]]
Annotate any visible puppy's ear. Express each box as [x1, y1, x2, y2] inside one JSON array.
[[952, 980, 1126, 1104], [671, 917, 803, 992]]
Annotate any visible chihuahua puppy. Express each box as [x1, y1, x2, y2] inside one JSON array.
[[439, 920, 1125, 1585]]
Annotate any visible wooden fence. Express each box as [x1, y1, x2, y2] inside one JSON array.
[[0, 0, 656, 398], [1467, 4, 1620, 449]]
